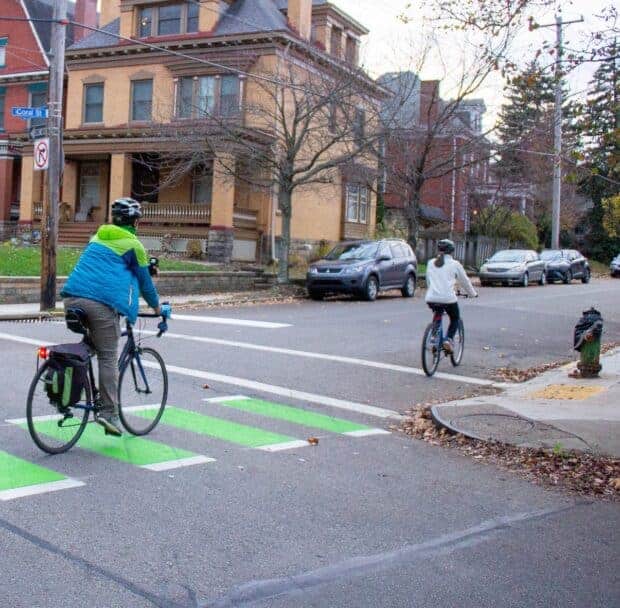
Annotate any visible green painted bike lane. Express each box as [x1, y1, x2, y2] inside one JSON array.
[[0, 449, 85, 501]]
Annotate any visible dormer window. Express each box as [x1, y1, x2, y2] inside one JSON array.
[[138, 2, 199, 38]]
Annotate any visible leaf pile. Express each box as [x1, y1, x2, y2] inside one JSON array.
[[176, 286, 306, 311], [398, 405, 620, 501], [491, 342, 619, 383]]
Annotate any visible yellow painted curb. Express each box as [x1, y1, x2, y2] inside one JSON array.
[[529, 384, 606, 400]]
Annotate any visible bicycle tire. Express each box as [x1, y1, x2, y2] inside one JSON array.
[[118, 347, 168, 436], [421, 322, 441, 377], [450, 320, 465, 366], [26, 361, 90, 455]]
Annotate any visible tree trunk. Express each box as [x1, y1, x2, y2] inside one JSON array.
[[405, 188, 422, 253], [277, 188, 292, 284]]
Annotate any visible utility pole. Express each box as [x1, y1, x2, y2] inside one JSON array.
[[535, 13, 584, 249], [40, 0, 67, 310]]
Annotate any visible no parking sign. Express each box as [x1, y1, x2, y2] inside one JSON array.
[[34, 138, 50, 171]]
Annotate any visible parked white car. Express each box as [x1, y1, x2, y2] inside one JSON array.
[[479, 249, 546, 287]]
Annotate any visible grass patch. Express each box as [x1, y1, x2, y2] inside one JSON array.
[[0, 243, 213, 276], [589, 260, 611, 276]]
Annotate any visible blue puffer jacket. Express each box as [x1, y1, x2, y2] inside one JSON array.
[[61, 224, 159, 323]]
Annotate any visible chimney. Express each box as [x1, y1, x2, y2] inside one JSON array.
[[100, 0, 120, 28], [74, 0, 98, 42], [288, 0, 312, 40], [419, 80, 440, 125]]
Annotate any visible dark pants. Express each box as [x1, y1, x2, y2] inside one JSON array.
[[428, 302, 460, 340]]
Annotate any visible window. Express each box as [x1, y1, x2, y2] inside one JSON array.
[[30, 88, 47, 128], [176, 75, 238, 118], [158, 4, 182, 35], [354, 108, 365, 144], [220, 75, 239, 116], [138, 3, 197, 37], [83, 83, 103, 123], [187, 2, 199, 32], [192, 166, 213, 204], [138, 7, 153, 37], [0, 38, 7, 67], [131, 79, 152, 121], [345, 184, 370, 223], [0, 90, 5, 130]]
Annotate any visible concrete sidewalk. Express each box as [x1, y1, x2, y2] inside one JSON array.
[[432, 348, 620, 457]]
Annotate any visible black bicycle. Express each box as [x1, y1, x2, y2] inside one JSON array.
[[26, 308, 169, 454], [421, 296, 468, 377]]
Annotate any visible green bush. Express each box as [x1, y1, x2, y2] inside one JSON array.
[[506, 213, 539, 250]]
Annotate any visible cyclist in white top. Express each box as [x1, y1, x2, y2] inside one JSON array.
[[425, 239, 478, 353]]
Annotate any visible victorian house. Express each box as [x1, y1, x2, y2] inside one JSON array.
[[16, 0, 382, 262]]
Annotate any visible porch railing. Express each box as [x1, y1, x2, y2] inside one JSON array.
[[141, 203, 212, 224], [33, 202, 43, 220]]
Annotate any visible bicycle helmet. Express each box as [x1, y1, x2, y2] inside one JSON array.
[[111, 197, 142, 226], [437, 239, 455, 254]]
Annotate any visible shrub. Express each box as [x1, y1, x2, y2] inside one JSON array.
[[186, 239, 203, 259]]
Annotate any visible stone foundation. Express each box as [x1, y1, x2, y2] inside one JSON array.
[[207, 227, 234, 263]]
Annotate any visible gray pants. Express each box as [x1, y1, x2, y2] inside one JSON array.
[[64, 297, 121, 416]]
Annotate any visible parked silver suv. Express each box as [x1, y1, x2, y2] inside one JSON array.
[[479, 249, 546, 287]]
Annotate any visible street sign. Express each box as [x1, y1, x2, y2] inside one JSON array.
[[11, 106, 49, 120], [33, 138, 50, 171], [29, 125, 48, 140]]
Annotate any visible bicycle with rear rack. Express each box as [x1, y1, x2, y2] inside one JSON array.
[[421, 295, 469, 377], [26, 307, 170, 455]]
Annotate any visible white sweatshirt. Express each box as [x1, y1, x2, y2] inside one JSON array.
[[425, 255, 477, 304]]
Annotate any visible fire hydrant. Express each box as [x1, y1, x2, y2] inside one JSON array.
[[573, 307, 604, 378]]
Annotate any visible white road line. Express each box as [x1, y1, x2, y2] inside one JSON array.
[[140, 330, 496, 387], [7, 414, 58, 425], [0, 332, 51, 347], [343, 429, 392, 437], [171, 314, 291, 329], [258, 440, 310, 452], [142, 361, 403, 420], [0, 478, 85, 501], [120, 404, 161, 412], [205, 395, 250, 403], [141, 455, 215, 471]]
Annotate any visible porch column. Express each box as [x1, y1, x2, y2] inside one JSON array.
[[62, 161, 78, 221], [207, 154, 235, 263], [19, 154, 35, 223], [109, 153, 132, 222]]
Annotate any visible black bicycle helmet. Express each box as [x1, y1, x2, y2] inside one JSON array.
[[437, 239, 455, 254], [111, 197, 142, 226]]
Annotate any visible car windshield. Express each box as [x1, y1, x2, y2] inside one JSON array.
[[325, 242, 379, 261], [540, 250, 563, 261], [489, 251, 527, 263]]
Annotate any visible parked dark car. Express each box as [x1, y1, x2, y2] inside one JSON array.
[[478, 249, 546, 287], [611, 254, 620, 277], [306, 239, 417, 301], [541, 249, 591, 283]]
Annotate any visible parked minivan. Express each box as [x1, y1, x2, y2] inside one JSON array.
[[306, 239, 417, 301]]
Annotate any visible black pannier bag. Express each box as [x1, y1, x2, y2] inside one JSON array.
[[43, 343, 90, 409]]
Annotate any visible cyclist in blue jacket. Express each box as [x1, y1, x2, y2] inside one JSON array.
[[62, 198, 170, 436]]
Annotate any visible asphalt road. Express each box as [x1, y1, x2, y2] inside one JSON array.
[[0, 278, 618, 607]]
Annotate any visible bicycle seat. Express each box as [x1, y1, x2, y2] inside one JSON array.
[[65, 307, 89, 335]]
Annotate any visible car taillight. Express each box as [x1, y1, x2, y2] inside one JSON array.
[[38, 346, 49, 359]]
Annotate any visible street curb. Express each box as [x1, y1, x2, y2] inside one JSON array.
[[429, 405, 488, 441], [0, 311, 63, 322]]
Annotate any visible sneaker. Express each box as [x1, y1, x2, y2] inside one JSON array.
[[443, 339, 454, 354], [96, 414, 123, 437]]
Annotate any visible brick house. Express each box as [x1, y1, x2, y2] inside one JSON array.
[[16, 0, 382, 262], [379, 73, 491, 236], [0, 0, 98, 239]]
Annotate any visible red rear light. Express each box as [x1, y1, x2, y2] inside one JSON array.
[[38, 347, 49, 360]]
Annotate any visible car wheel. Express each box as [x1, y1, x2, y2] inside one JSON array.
[[538, 271, 546, 286], [521, 272, 529, 288], [480, 280, 489, 287], [563, 270, 572, 284], [581, 269, 591, 284], [401, 274, 416, 298], [363, 275, 379, 301], [308, 290, 324, 301]]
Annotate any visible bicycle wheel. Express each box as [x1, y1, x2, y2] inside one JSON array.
[[450, 320, 465, 367], [118, 347, 168, 435], [26, 361, 90, 454], [421, 322, 441, 377]]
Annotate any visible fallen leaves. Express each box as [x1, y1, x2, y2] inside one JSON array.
[[400, 405, 620, 501], [307, 437, 319, 445]]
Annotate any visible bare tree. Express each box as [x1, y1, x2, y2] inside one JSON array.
[[154, 57, 386, 283]]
